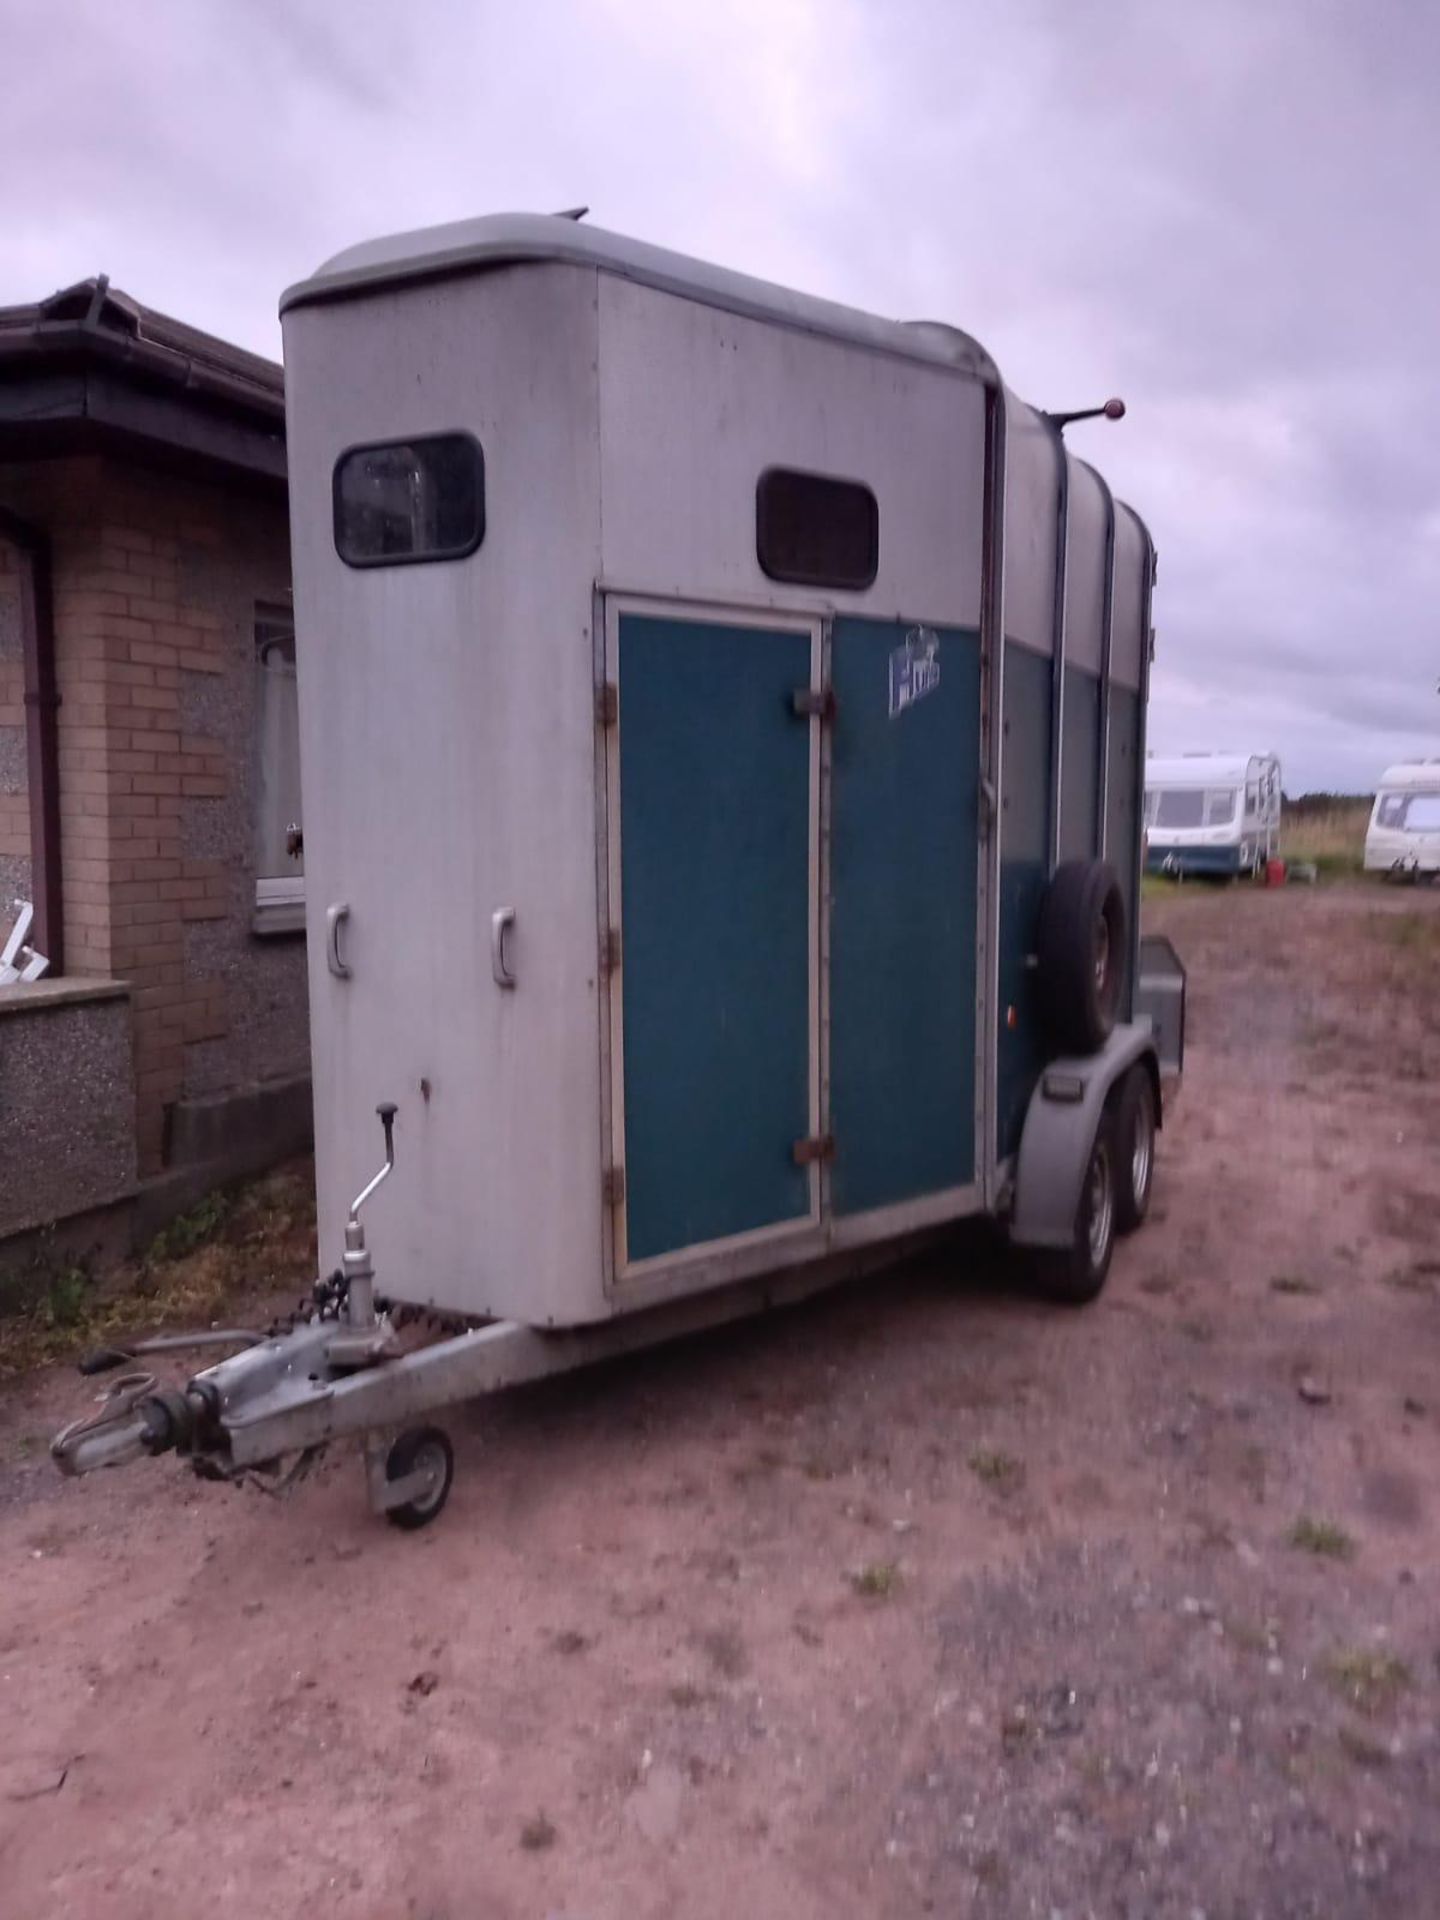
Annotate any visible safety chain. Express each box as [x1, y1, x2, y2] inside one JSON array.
[[263, 1272, 479, 1345]]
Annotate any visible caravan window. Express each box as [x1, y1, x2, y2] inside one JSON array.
[[756, 468, 879, 589], [1151, 788, 1237, 829], [1379, 792, 1440, 831], [334, 434, 485, 567]]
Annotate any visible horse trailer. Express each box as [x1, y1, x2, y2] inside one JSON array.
[[1145, 750, 1281, 878], [1365, 761, 1440, 878], [53, 215, 1183, 1526]]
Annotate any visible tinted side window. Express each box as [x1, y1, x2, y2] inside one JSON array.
[[756, 468, 878, 590], [334, 434, 484, 567]]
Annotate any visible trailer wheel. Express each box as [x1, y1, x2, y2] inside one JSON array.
[[384, 1426, 454, 1530], [1031, 1115, 1117, 1306], [1113, 1065, 1156, 1233], [1037, 860, 1126, 1055]]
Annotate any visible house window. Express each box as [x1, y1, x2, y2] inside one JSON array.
[[333, 433, 485, 567], [756, 467, 879, 590], [254, 605, 303, 934]]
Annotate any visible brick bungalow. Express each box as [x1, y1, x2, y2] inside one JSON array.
[[0, 278, 310, 1257]]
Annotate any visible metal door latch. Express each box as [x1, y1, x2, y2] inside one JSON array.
[[792, 1134, 836, 1166], [791, 688, 837, 721]]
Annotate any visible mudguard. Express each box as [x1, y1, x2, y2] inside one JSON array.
[[1009, 1020, 1160, 1250]]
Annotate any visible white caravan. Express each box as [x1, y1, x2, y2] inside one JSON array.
[[1145, 751, 1281, 878], [1365, 761, 1440, 877]]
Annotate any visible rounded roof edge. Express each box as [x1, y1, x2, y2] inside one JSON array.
[[1377, 760, 1440, 787], [1145, 751, 1277, 785], [279, 211, 1000, 385]]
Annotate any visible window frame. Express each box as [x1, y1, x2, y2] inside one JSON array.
[[252, 605, 305, 936], [332, 430, 486, 570], [755, 465, 880, 592]]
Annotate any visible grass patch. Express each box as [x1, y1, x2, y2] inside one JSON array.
[[1270, 1273, 1322, 1296], [1289, 1516, 1355, 1560], [1323, 1647, 1411, 1715], [1281, 799, 1370, 877], [0, 1160, 317, 1378], [1380, 912, 1440, 954], [143, 1191, 232, 1265], [849, 1560, 901, 1600], [968, 1447, 1024, 1494]]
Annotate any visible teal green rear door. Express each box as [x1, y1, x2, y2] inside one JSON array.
[[615, 612, 816, 1265], [829, 620, 981, 1216]]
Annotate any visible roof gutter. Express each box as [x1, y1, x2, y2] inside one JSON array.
[[0, 316, 285, 422], [0, 505, 63, 975]]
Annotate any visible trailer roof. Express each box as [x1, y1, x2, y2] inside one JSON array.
[[1145, 752, 1276, 787], [1376, 760, 1440, 790], [280, 212, 1001, 384]]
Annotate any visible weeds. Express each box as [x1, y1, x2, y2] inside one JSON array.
[[0, 1160, 317, 1378], [849, 1561, 901, 1599], [968, 1447, 1024, 1494], [519, 1811, 556, 1851], [1323, 1647, 1411, 1715], [1289, 1516, 1355, 1560], [142, 1191, 231, 1266]]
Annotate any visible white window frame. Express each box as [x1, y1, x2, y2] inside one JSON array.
[[253, 603, 305, 936]]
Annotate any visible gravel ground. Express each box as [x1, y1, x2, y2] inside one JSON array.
[[1, 881, 1438, 1919]]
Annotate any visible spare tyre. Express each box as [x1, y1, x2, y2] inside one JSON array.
[[1036, 859, 1126, 1055]]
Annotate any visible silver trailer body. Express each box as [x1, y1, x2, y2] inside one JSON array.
[[280, 214, 1154, 1330], [53, 215, 1174, 1523]]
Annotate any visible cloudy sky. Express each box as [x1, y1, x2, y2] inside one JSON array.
[[5, 0, 1436, 790]]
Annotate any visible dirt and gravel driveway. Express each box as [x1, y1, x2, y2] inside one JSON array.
[[2, 882, 1438, 1919]]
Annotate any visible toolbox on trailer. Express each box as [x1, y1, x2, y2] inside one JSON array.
[[53, 215, 1180, 1526]]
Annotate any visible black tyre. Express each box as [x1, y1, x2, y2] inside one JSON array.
[[1036, 860, 1126, 1055], [384, 1425, 454, 1530], [1113, 1064, 1156, 1234], [1031, 1116, 1117, 1306]]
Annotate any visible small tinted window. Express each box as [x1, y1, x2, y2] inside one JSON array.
[[334, 434, 484, 567], [756, 468, 878, 590]]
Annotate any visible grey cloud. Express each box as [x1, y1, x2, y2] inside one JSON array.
[[4, 0, 1435, 791]]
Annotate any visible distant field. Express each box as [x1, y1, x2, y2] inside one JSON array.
[[1281, 796, 1372, 877]]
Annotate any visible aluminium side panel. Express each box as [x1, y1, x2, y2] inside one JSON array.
[[595, 274, 985, 626], [995, 395, 1059, 1160], [1107, 504, 1148, 1017], [282, 263, 607, 1326], [1058, 457, 1107, 863]]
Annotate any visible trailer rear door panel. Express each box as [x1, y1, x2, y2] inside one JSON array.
[[829, 618, 980, 1216]]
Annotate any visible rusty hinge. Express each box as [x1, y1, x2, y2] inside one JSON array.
[[597, 682, 619, 728], [791, 687, 836, 722], [792, 1133, 836, 1166], [602, 1166, 626, 1207], [600, 926, 622, 974]]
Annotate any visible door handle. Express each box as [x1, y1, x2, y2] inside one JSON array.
[[326, 902, 351, 979], [491, 907, 516, 988]]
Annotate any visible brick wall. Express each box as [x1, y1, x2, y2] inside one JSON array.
[[0, 457, 308, 1180]]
